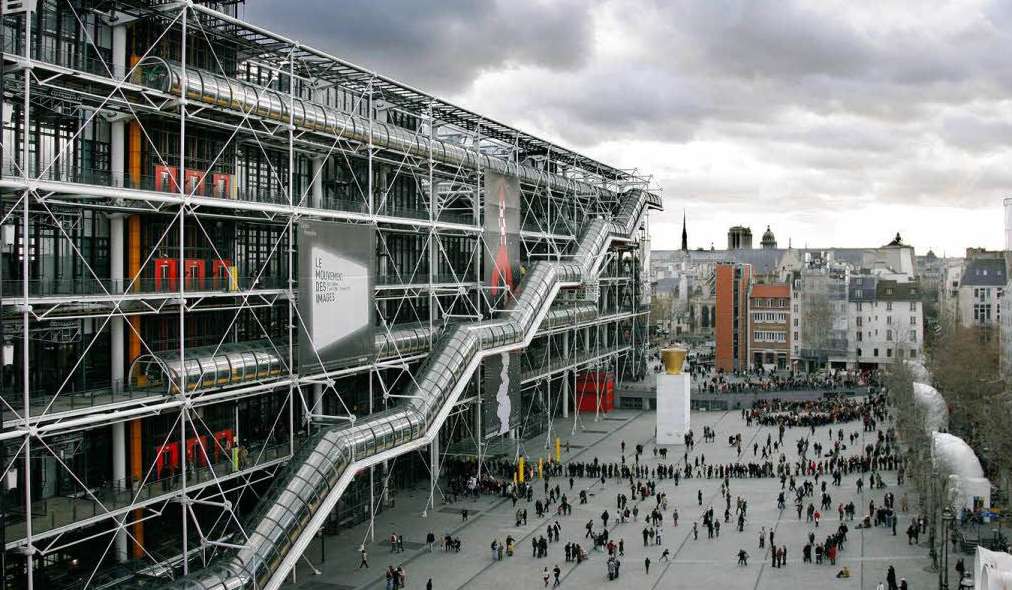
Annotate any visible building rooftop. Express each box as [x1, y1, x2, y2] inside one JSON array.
[[751, 283, 789, 298], [960, 258, 1006, 287], [849, 276, 879, 302], [876, 279, 921, 301]]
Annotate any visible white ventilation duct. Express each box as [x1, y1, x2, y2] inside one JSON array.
[[913, 382, 948, 434]]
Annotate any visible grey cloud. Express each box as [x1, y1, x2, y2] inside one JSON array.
[[243, 0, 597, 92], [939, 113, 1012, 154]]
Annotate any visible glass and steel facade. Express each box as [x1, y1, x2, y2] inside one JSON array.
[[0, 2, 658, 588]]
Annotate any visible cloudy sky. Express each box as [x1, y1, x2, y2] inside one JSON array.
[[246, 0, 1012, 255]]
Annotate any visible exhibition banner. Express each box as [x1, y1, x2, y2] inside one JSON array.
[[298, 220, 375, 372]]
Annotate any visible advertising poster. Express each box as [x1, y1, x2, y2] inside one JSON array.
[[298, 220, 375, 372], [484, 171, 521, 301]]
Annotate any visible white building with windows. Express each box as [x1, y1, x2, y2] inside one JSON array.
[[848, 276, 924, 368], [957, 255, 1005, 330]]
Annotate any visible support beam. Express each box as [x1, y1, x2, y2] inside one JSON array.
[[427, 435, 439, 515], [112, 420, 127, 562], [312, 384, 323, 418], [310, 157, 324, 209], [562, 331, 569, 418]]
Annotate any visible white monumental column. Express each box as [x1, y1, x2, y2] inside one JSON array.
[[656, 347, 690, 445]]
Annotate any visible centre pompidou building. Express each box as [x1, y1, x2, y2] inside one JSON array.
[[0, 2, 661, 588]]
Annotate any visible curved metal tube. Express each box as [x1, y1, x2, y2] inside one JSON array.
[[160, 189, 655, 590], [131, 303, 601, 393]]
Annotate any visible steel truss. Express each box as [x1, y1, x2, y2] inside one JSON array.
[[0, 2, 658, 589]]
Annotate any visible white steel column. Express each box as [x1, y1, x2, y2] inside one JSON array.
[[109, 212, 127, 562], [178, 5, 190, 575], [310, 157, 324, 208], [368, 371, 375, 542], [20, 8, 35, 589], [561, 330, 569, 418], [427, 435, 439, 516], [110, 22, 126, 188]]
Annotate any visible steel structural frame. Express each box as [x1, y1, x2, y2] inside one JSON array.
[[0, 2, 657, 587]]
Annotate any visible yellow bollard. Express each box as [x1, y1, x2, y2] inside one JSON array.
[[518, 457, 525, 483], [538, 458, 543, 480], [555, 437, 562, 462]]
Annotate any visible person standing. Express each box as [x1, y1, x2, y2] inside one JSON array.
[[543, 566, 550, 587], [645, 556, 651, 574], [426, 579, 432, 590], [359, 547, 369, 569], [887, 565, 898, 590], [553, 564, 561, 587]]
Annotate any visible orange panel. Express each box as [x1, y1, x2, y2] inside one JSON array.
[[129, 55, 141, 188], [127, 214, 142, 383]]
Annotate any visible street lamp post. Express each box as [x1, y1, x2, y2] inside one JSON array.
[[940, 507, 954, 590]]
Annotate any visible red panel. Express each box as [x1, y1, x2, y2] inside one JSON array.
[[154, 442, 181, 479], [183, 259, 206, 290], [154, 258, 178, 292], [575, 371, 615, 413], [154, 165, 179, 193], [186, 435, 210, 467]]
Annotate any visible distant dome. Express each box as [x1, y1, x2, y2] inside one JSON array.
[[761, 225, 777, 249]]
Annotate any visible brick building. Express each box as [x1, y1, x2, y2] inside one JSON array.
[[749, 283, 792, 369], [715, 263, 752, 371]]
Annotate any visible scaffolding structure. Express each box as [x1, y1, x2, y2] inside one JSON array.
[[0, 1, 660, 588]]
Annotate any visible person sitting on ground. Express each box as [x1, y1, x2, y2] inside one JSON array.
[[837, 566, 851, 578]]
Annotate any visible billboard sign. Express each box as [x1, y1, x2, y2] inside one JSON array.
[[483, 351, 520, 438], [484, 171, 521, 301], [298, 220, 375, 372]]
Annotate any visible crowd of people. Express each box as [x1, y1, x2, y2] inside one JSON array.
[[692, 366, 878, 395], [369, 382, 927, 590]]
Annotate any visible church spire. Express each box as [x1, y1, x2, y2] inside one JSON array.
[[681, 209, 688, 251]]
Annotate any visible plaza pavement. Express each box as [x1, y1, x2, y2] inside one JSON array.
[[285, 406, 948, 590]]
